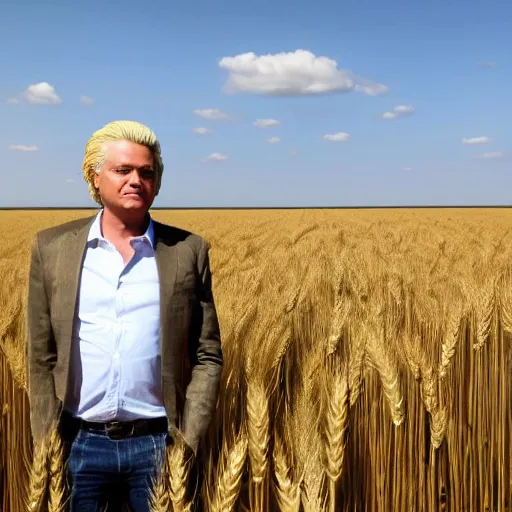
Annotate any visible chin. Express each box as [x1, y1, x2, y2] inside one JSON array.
[[117, 201, 147, 211]]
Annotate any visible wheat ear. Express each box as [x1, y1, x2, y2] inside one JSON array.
[[167, 439, 192, 512], [439, 306, 462, 379], [430, 406, 448, 449], [47, 427, 65, 512], [323, 365, 349, 512], [210, 435, 248, 512], [273, 433, 301, 512], [348, 324, 366, 406], [365, 325, 405, 426], [150, 468, 170, 512], [27, 434, 50, 512], [246, 380, 270, 483], [325, 368, 349, 483], [474, 283, 495, 350]]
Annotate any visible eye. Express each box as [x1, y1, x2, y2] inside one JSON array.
[[141, 169, 155, 179]]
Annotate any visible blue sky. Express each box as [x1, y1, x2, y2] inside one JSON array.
[[0, 0, 510, 207]]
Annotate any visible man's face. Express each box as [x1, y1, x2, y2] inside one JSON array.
[[94, 140, 158, 215]]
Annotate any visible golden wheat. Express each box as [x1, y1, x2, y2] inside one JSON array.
[[26, 435, 49, 512], [47, 427, 66, 512], [272, 432, 301, 512], [166, 439, 192, 512], [1, 208, 512, 511], [209, 433, 247, 512], [324, 363, 349, 512]]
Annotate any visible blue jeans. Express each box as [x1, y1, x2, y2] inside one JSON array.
[[66, 427, 167, 512]]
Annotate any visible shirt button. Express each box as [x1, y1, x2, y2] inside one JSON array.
[[113, 352, 120, 360]]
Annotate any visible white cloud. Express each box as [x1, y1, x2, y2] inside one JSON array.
[[462, 136, 492, 145], [323, 132, 350, 142], [218, 49, 388, 97], [475, 152, 504, 159], [402, 167, 413, 171], [203, 152, 228, 163], [24, 82, 61, 104], [380, 105, 415, 119], [193, 108, 229, 120], [65, 179, 75, 183], [80, 95, 94, 106], [289, 150, 297, 156], [193, 127, 212, 135], [254, 118, 279, 128], [8, 144, 39, 152], [268, 137, 281, 144], [7, 98, 20, 104]]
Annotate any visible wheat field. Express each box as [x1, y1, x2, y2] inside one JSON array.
[[1, 208, 511, 512]]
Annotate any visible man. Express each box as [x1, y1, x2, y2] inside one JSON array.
[[26, 120, 223, 511]]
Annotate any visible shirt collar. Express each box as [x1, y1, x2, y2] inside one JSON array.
[[87, 209, 155, 248]]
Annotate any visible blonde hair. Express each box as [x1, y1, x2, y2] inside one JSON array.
[[82, 120, 164, 205]]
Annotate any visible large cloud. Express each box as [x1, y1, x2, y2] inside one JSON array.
[[218, 50, 388, 97], [24, 82, 61, 104]]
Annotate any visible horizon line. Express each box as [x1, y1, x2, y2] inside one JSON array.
[[1, 205, 512, 210]]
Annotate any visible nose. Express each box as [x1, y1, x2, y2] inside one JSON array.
[[128, 169, 142, 188]]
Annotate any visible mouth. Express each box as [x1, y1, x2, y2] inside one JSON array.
[[124, 193, 143, 198]]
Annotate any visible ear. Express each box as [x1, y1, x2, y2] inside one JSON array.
[[93, 173, 100, 190]]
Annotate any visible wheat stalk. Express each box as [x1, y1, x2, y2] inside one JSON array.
[[166, 440, 192, 512], [430, 406, 448, 449], [365, 323, 405, 426], [272, 433, 301, 512], [209, 435, 248, 512], [324, 365, 349, 512], [498, 268, 512, 332], [47, 427, 65, 512], [325, 368, 349, 483], [26, 435, 50, 512], [246, 380, 270, 484], [348, 324, 366, 406], [439, 305, 462, 379], [420, 364, 439, 415], [474, 282, 495, 350], [150, 469, 170, 512]]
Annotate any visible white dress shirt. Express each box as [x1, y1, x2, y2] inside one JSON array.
[[64, 210, 167, 422]]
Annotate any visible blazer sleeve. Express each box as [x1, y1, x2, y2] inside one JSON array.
[[26, 233, 60, 445], [181, 238, 223, 455]]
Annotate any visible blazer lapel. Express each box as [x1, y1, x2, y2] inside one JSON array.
[[153, 221, 180, 424], [54, 215, 95, 401], [153, 221, 179, 363]]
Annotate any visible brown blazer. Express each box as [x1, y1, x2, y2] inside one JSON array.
[[25, 213, 223, 455]]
